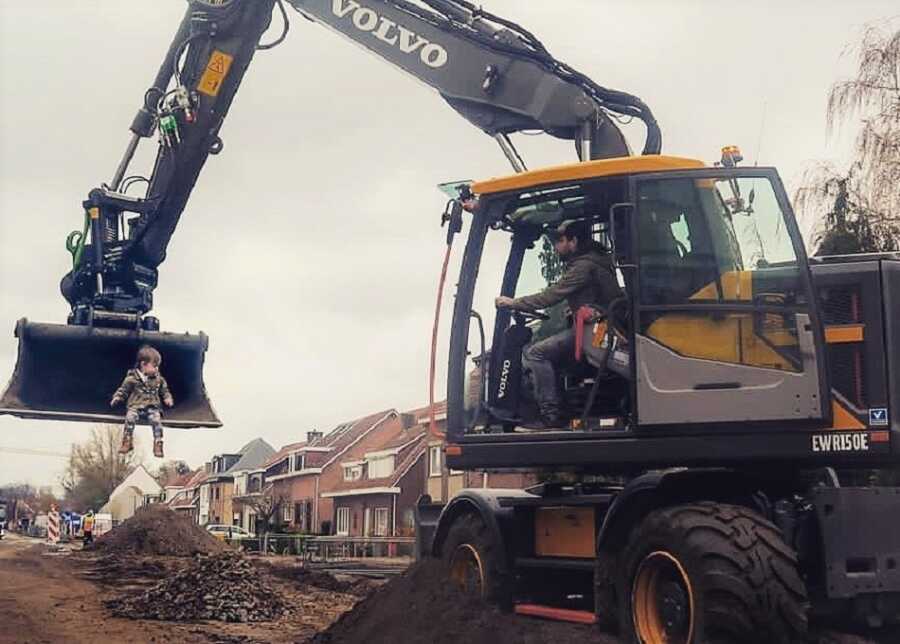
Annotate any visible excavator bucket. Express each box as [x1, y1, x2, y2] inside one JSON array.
[[0, 319, 221, 428]]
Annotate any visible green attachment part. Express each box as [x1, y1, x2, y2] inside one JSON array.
[[65, 211, 90, 268], [159, 114, 178, 133]]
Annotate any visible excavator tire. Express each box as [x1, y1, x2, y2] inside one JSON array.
[[442, 513, 511, 609], [618, 502, 808, 644], [594, 551, 619, 630]]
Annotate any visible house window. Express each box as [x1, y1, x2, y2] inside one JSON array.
[[336, 507, 350, 535], [367, 455, 394, 479], [292, 453, 304, 472], [429, 446, 442, 477], [374, 507, 390, 536], [343, 465, 363, 482], [283, 503, 294, 523]]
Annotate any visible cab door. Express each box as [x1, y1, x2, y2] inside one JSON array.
[[631, 169, 829, 428]]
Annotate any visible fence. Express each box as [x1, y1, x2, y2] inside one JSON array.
[[220, 533, 416, 559], [221, 533, 309, 555], [301, 536, 416, 561]]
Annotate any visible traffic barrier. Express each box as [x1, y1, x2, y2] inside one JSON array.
[[47, 508, 60, 544]]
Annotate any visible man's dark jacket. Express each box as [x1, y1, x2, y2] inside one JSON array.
[[512, 243, 621, 314]]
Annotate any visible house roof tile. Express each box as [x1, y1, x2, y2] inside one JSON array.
[[166, 471, 196, 488], [264, 409, 398, 475], [326, 430, 427, 494], [263, 441, 307, 469], [224, 438, 276, 474]]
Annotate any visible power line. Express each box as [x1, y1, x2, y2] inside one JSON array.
[[0, 446, 70, 459]]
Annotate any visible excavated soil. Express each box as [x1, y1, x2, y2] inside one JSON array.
[[260, 559, 377, 596], [311, 560, 618, 644], [106, 552, 285, 623], [311, 561, 900, 644], [91, 504, 227, 556], [0, 536, 895, 644]]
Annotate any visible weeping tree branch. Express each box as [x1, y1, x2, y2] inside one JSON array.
[[798, 18, 900, 253]]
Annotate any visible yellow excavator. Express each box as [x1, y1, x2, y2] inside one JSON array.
[[2, 1, 898, 642]]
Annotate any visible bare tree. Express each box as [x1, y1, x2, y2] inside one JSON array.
[[61, 425, 141, 512], [795, 19, 900, 253], [239, 484, 284, 554], [154, 460, 192, 487]]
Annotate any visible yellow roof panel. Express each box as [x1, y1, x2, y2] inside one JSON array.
[[472, 155, 706, 195]]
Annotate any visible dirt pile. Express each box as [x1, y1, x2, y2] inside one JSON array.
[[311, 561, 617, 644], [79, 553, 169, 586], [107, 552, 285, 623], [92, 504, 226, 556], [261, 560, 375, 596]]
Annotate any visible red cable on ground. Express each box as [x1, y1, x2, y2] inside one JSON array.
[[429, 242, 454, 439]]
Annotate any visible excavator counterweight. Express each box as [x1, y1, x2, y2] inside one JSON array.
[[0, 319, 220, 428]]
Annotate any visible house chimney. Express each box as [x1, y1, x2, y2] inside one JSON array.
[[204, 461, 212, 474], [307, 430, 323, 443]]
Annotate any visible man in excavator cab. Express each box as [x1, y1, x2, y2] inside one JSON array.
[[495, 219, 621, 428]]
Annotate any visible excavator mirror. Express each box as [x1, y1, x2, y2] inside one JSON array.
[[437, 180, 472, 200], [0, 319, 221, 428]]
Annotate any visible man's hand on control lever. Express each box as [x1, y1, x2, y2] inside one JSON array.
[[495, 296, 516, 309]]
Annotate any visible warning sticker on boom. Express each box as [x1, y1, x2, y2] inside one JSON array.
[[197, 50, 234, 97]]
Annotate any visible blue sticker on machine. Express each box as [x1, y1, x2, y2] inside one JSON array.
[[869, 408, 889, 426]]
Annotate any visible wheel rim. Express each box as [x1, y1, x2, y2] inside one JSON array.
[[632, 550, 695, 644], [448, 543, 486, 598]]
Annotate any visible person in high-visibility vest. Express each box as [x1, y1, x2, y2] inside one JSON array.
[[82, 510, 95, 545]]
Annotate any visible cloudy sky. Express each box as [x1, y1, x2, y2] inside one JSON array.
[[0, 1, 895, 490]]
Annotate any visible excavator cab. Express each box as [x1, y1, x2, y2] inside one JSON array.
[[0, 319, 220, 428], [448, 154, 830, 444]]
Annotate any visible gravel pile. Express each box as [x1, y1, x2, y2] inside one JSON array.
[[92, 504, 226, 556], [107, 552, 285, 623]]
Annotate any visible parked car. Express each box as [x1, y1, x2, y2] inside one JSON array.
[[205, 524, 255, 540]]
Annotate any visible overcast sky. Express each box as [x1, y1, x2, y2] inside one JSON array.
[[1, 1, 895, 491]]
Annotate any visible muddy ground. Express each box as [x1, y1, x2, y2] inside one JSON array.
[[0, 533, 357, 644], [0, 532, 896, 644]]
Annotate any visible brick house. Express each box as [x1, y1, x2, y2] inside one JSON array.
[[221, 439, 275, 530], [264, 410, 399, 534], [321, 418, 428, 537], [417, 401, 538, 503], [166, 468, 206, 519], [160, 470, 195, 506], [203, 438, 275, 525]]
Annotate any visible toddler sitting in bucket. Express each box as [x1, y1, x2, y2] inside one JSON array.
[[111, 345, 174, 457]]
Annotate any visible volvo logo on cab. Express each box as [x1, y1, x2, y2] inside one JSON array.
[[497, 359, 512, 400], [332, 0, 449, 68]]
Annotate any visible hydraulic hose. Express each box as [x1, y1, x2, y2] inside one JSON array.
[[428, 240, 454, 439]]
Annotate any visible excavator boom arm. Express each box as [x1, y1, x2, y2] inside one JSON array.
[[70, 0, 660, 293], [2, 0, 661, 429]]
